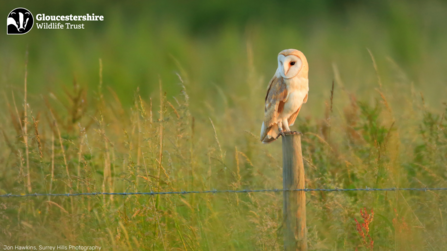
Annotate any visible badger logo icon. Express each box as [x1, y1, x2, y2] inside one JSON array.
[[7, 7, 34, 35]]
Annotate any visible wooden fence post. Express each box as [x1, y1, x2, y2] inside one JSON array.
[[282, 133, 307, 251]]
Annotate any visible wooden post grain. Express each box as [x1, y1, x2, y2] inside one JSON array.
[[282, 133, 307, 251]]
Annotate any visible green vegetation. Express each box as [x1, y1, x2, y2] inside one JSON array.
[[1, 0, 447, 250]]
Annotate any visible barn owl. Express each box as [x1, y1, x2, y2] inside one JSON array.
[[260, 49, 309, 143]]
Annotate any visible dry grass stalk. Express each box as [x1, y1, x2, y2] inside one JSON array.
[[330, 80, 334, 114], [209, 118, 223, 161], [50, 133, 55, 195], [50, 110, 71, 189], [156, 79, 165, 218], [367, 48, 383, 89], [167, 101, 180, 119], [77, 124, 85, 190], [32, 116, 43, 159], [23, 51, 31, 193]]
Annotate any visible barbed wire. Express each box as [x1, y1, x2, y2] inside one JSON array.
[[1, 187, 447, 198]]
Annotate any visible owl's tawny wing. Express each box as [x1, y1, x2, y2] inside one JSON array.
[[263, 76, 288, 127]]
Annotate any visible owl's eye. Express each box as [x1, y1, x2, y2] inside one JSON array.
[[290, 61, 296, 66]]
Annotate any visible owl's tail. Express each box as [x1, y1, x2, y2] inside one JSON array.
[[260, 122, 280, 144]]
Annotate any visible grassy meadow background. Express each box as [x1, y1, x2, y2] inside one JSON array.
[[1, 0, 447, 250]]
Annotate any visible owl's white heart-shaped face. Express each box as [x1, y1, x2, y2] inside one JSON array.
[[277, 54, 302, 79]]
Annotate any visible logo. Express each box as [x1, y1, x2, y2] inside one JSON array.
[[7, 7, 34, 35]]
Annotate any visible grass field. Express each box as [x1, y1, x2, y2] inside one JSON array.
[[1, 1, 447, 250]]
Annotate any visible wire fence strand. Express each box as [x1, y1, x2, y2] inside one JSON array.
[[1, 187, 447, 198]]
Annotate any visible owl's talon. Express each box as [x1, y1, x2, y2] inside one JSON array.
[[275, 132, 285, 139]]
